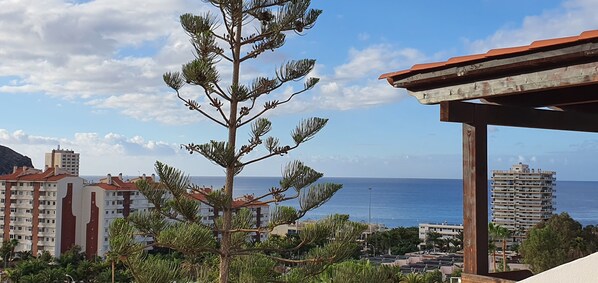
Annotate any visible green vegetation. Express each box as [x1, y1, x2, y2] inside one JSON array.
[[2, 246, 131, 283], [488, 222, 511, 272], [0, 239, 18, 268], [520, 212, 598, 273], [423, 231, 462, 253], [315, 260, 443, 283], [369, 227, 422, 255]]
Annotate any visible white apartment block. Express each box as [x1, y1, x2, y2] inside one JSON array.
[[45, 147, 80, 176], [418, 222, 463, 241], [0, 166, 84, 257], [0, 164, 271, 259], [491, 163, 556, 243], [81, 174, 155, 258]]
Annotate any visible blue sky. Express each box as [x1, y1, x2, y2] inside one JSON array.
[[1, 0, 598, 180]]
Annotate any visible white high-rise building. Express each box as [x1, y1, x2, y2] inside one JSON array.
[[491, 163, 556, 243], [0, 166, 85, 257], [45, 147, 80, 176], [81, 174, 155, 258]]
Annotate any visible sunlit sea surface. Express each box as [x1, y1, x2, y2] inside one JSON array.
[[84, 176, 598, 228]]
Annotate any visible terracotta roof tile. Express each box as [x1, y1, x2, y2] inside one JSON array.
[[0, 167, 74, 182], [529, 36, 579, 49], [189, 191, 268, 208], [379, 29, 598, 82], [93, 183, 139, 191]]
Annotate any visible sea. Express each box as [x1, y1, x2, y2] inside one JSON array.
[[85, 176, 598, 228]]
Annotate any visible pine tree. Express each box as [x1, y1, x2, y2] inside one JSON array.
[[108, 1, 365, 282]]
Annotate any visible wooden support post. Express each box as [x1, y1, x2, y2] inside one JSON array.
[[463, 118, 489, 275]]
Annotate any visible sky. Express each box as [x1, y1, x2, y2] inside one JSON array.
[[1, 0, 598, 180]]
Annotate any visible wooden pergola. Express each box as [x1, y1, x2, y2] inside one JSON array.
[[380, 30, 598, 283]]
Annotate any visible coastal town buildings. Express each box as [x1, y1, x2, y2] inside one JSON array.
[[44, 147, 80, 176], [0, 157, 272, 258], [491, 163, 556, 243], [0, 166, 84, 257]]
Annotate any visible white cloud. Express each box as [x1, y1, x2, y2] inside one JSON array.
[[289, 44, 426, 111], [0, 129, 179, 172], [86, 93, 201, 125], [334, 45, 425, 81], [466, 0, 598, 52], [0, 0, 209, 124]]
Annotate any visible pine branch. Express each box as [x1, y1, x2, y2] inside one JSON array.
[[204, 89, 230, 125], [291, 117, 328, 144], [298, 183, 342, 213], [238, 77, 319, 127], [175, 90, 228, 127], [156, 222, 217, 255], [240, 143, 299, 167], [184, 141, 236, 168]]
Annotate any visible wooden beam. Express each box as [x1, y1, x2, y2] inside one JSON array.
[[554, 102, 598, 113], [407, 61, 598, 105], [440, 101, 598, 133], [482, 84, 598, 108], [463, 118, 489, 275], [392, 42, 598, 90]]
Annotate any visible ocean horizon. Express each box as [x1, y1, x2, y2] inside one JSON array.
[[83, 176, 598, 228]]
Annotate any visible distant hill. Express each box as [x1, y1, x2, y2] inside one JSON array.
[[0, 145, 34, 175]]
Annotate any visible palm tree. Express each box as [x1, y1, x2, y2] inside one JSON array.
[[399, 272, 424, 283], [495, 225, 512, 271], [0, 239, 18, 268], [488, 223, 499, 272], [489, 223, 512, 272]]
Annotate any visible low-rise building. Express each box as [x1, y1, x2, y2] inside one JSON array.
[[418, 222, 463, 242]]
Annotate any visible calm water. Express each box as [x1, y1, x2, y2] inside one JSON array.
[[189, 177, 598, 228], [85, 176, 598, 228]]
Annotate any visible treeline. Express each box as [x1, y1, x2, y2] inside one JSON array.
[[520, 212, 598, 273]]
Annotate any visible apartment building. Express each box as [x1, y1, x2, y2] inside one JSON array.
[[491, 163, 556, 243], [81, 173, 155, 258], [45, 147, 80, 176], [0, 164, 271, 258], [418, 222, 463, 241], [190, 188, 270, 242], [0, 166, 84, 257]]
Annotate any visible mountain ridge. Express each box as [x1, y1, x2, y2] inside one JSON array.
[[0, 145, 34, 175]]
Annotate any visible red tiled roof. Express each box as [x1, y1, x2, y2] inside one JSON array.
[[92, 176, 153, 191], [379, 30, 598, 82], [0, 167, 74, 182], [189, 190, 268, 208]]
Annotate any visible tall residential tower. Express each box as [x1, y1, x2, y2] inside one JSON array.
[[491, 163, 556, 243], [45, 147, 80, 176]]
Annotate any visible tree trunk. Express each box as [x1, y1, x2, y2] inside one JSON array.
[[493, 250, 496, 272], [502, 239, 507, 271], [111, 259, 115, 283], [219, 7, 242, 283]]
